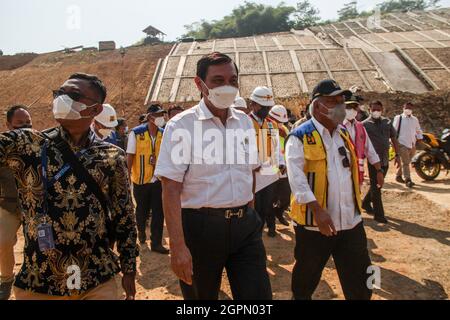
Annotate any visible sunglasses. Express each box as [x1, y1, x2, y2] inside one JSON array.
[[53, 89, 100, 105], [338, 146, 350, 168]]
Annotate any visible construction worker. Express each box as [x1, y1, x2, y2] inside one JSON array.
[[249, 86, 285, 237], [267, 105, 291, 228], [286, 79, 375, 300], [233, 97, 250, 114], [0, 105, 32, 300], [155, 52, 272, 300], [343, 94, 382, 187], [115, 118, 128, 151], [92, 104, 119, 145], [127, 104, 169, 254]]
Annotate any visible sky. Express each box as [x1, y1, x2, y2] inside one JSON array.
[[1, 0, 449, 55]]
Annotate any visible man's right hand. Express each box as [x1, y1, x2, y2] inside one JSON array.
[[170, 242, 193, 285], [310, 202, 337, 237]]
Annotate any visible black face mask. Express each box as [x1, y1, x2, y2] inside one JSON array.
[[13, 124, 32, 130], [256, 107, 270, 120]]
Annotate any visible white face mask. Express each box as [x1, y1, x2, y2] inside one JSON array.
[[346, 109, 358, 121], [201, 80, 238, 109], [404, 109, 413, 116], [99, 128, 113, 138], [154, 117, 166, 128], [53, 95, 94, 120], [371, 111, 382, 119]]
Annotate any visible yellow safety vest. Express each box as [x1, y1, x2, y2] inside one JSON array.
[[251, 114, 279, 163], [288, 120, 362, 226], [131, 125, 163, 185]]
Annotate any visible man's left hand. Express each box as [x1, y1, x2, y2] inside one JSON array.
[[122, 272, 136, 300], [376, 171, 384, 189]]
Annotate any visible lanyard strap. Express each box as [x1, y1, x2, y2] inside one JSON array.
[[40, 141, 88, 217]]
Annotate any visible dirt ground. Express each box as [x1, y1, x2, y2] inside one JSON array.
[[10, 164, 449, 300]]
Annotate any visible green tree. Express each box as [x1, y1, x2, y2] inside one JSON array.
[[378, 0, 440, 12], [292, 0, 321, 29], [338, 1, 359, 21], [182, 1, 296, 39]]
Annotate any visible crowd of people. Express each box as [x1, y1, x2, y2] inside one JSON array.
[[0, 51, 424, 300]]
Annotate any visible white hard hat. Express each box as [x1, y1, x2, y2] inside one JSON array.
[[95, 104, 118, 128], [269, 105, 288, 123], [250, 86, 275, 107], [234, 97, 247, 109]]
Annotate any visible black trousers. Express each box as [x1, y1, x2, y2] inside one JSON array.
[[133, 181, 164, 246], [362, 164, 389, 219], [292, 222, 372, 300], [255, 182, 276, 231], [269, 177, 291, 229], [180, 207, 272, 300]]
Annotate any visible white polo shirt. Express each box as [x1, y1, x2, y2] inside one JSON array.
[[154, 99, 259, 209]]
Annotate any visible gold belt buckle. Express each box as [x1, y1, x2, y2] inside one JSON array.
[[225, 209, 244, 219]]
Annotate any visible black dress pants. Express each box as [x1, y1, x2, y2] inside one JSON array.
[[292, 222, 372, 300], [133, 181, 164, 246], [362, 164, 389, 219], [255, 182, 276, 231], [180, 207, 272, 300]]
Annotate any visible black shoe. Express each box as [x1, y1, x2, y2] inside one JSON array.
[[139, 237, 147, 244], [151, 244, 170, 255], [267, 229, 277, 238], [396, 176, 405, 183], [277, 216, 290, 226], [0, 280, 14, 300], [362, 204, 374, 215], [374, 216, 388, 224], [405, 180, 415, 188]]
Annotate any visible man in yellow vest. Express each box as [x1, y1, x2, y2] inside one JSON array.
[[286, 80, 379, 300], [249, 87, 285, 237], [127, 104, 169, 254], [267, 105, 291, 229]]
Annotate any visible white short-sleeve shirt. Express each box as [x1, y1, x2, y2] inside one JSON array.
[[154, 99, 259, 209]]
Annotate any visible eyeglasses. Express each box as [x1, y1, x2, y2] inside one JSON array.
[[338, 146, 350, 168], [52, 89, 100, 105]]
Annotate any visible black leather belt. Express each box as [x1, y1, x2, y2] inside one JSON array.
[[186, 205, 248, 219]]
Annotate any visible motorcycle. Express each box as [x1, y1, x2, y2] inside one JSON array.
[[412, 129, 450, 181]]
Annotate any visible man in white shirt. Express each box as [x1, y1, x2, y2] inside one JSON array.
[[286, 80, 375, 300], [248, 87, 285, 237], [393, 103, 423, 188], [154, 52, 272, 300]]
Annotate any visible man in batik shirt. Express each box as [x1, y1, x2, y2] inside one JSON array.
[[0, 73, 138, 300]]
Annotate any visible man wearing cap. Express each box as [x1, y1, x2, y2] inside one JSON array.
[[343, 95, 383, 187], [155, 52, 272, 300], [127, 104, 169, 254], [92, 104, 119, 145], [286, 79, 373, 300], [249, 86, 285, 237], [267, 105, 291, 229]]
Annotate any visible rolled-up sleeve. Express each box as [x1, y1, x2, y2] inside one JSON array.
[[109, 150, 138, 273], [415, 117, 423, 140], [285, 136, 316, 204], [154, 121, 190, 183]]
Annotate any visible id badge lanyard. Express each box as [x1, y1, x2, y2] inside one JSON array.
[[38, 140, 87, 252]]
